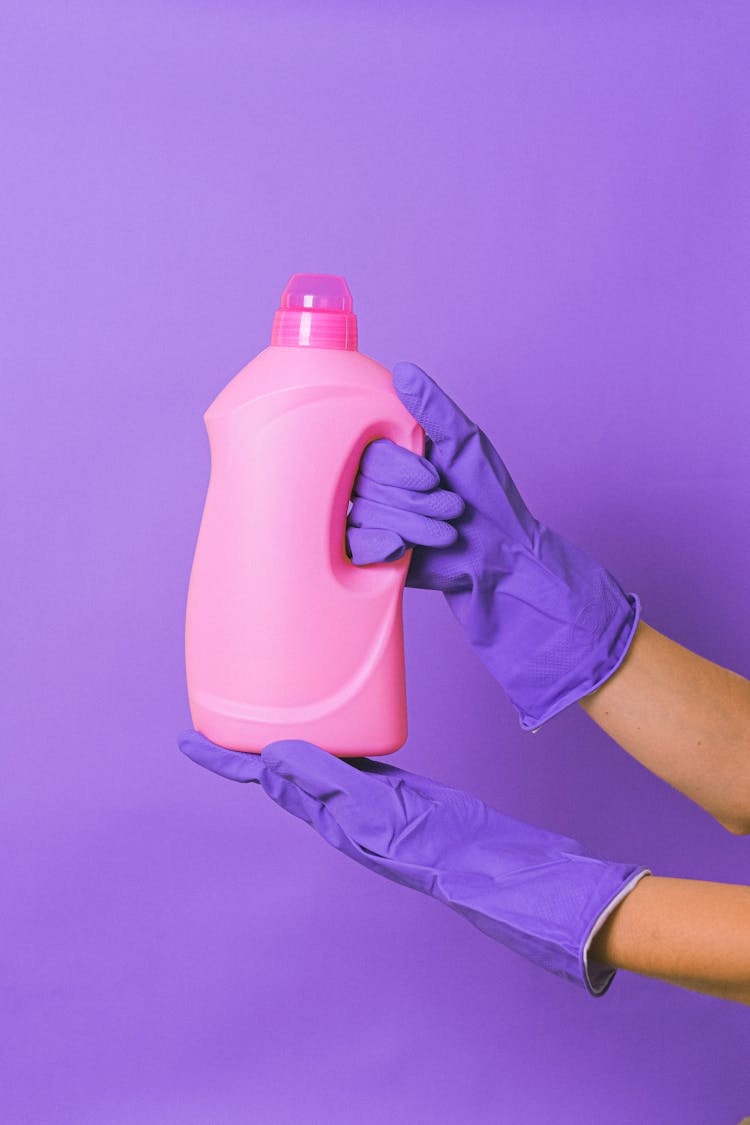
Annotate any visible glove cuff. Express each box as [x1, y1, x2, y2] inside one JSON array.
[[581, 867, 652, 996], [443, 853, 650, 996], [518, 591, 642, 733]]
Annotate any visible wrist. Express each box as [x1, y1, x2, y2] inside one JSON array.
[[582, 869, 653, 995]]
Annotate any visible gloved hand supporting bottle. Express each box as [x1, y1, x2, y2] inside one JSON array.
[[178, 730, 651, 997]]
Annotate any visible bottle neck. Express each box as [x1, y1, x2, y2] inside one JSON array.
[[271, 307, 358, 350]]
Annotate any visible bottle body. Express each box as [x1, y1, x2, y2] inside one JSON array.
[[185, 344, 424, 756]]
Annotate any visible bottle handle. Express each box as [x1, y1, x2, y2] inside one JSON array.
[[330, 416, 425, 593]]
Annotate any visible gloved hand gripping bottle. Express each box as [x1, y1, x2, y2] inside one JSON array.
[[185, 274, 424, 756]]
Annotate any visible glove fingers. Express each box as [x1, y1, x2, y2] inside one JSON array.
[[260, 764, 328, 828], [346, 526, 407, 565], [262, 740, 402, 834], [352, 473, 465, 520], [358, 438, 439, 491], [391, 362, 476, 451], [348, 496, 459, 548], [177, 729, 263, 783], [261, 765, 433, 893]]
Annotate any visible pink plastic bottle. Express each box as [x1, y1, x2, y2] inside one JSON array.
[[185, 274, 424, 756]]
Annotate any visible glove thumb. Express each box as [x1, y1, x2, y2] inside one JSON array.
[[391, 362, 476, 451]]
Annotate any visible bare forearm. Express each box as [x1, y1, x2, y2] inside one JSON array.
[[589, 875, 750, 1005], [579, 621, 750, 833]]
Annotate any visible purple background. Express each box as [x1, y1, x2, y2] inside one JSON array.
[[3, 2, 749, 1121]]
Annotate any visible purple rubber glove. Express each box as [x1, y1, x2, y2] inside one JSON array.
[[178, 730, 650, 996], [346, 362, 641, 732]]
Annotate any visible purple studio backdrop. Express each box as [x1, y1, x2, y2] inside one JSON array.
[[2, 2, 749, 1122]]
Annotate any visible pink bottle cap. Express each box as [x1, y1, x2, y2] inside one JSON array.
[[271, 274, 358, 351]]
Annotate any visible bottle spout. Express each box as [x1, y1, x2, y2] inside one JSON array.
[[271, 273, 359, 350]]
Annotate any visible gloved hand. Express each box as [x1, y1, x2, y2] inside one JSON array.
[[178, 730, 650, 996], [346, 362, 641, 731]]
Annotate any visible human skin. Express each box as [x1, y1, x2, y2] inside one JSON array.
[[579, 620, 750, 1004], [589, 876, 750, 1006], [579, 620, 750, 835]]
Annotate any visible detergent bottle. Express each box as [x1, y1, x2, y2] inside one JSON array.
[[185, 273, 424, 756]]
